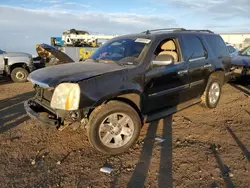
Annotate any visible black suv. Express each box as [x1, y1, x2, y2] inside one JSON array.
[[25, 28, 231, 154]]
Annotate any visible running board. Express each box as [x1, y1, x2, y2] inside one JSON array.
[[145, 98, 201, 123]]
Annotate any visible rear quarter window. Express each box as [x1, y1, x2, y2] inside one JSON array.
[[204, 35, 229, 58]]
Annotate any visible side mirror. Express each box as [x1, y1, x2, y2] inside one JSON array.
[[152, 54, 174, 66]]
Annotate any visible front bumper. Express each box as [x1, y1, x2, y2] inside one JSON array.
[[24, 99, 87, 129], [24, 99, 59, 127]]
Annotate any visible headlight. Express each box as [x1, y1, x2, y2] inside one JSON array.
[[51, 83, 80, 110]]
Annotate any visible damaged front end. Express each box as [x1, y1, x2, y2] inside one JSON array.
[[24, 85, 89, 131]]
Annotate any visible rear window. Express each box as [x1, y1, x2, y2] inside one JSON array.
[[204, 35, 229, 58]]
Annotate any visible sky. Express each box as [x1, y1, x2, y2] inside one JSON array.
[[0, 0, 250, 54]]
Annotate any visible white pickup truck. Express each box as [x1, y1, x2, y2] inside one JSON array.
[[0, 49, 34, 82]]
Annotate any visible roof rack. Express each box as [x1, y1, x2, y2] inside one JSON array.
[[141, 28, 186, 34], [142, 28, 214, 34], [184, 29, 214, 33]]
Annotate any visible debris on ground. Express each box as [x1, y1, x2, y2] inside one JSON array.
[[31, 159, 36, 165], [154, 137, 166, 143], [100, 166, 113, 174]]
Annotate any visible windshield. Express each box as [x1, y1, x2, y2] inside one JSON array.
[[242, 46, 250, 56], [87, 38, 149, 65]]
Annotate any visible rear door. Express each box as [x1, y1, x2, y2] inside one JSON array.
[[181, 35, 211, 99]]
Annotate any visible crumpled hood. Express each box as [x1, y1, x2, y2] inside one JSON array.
[[36, 43, 74, 64], [4, 52, 32, 58], [28, 62, 126, 87], [232, 56, 250, 67]]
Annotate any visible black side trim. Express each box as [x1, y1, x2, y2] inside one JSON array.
[[190, 79, 204, 87], [149, 84, 189, 98], [145, 98, 201, 122]]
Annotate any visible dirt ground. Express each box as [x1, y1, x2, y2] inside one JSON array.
[[0, 76, 250, 188]]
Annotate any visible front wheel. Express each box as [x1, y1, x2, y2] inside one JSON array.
[[87, 101, 142, 155], [201, 76, 222, 109], [10, 67, 29, 83]]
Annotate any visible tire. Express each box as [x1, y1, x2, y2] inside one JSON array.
[[10, 67, 29, 83], [201, 76, 222, 109], [87, 101, 142, 155]]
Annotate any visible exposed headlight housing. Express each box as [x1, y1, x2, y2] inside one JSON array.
[[51, 83, 80, 110]]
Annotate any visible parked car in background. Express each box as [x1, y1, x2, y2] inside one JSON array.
[[239, 46, 250, 56], [231, 45, 250, 83], [0, 49, 34, 82], [226, 43, 239, 57], [25, 28, 231, 154]]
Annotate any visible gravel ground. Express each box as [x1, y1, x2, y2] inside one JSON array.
[[0, 76, 250, 188]]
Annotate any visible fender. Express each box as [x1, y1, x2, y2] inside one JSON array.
[[8, 62, 28, 74], [78, 69, 144, 110]]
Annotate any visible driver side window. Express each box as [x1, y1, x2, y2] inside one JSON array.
[[153, 38, 181, 64]]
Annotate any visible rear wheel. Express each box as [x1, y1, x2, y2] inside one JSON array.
[[87, 101, 141, 155], [201, 76, 222, 109], [10, 67, 29, 83]]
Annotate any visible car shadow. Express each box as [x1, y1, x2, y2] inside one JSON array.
[[230, 83, 250, 96], [0, 76, 12, 86], [226, 126, 250, 161], [210, 144, 235, 188], [126, 116, 173, 188], [0, 91, 34, 133]]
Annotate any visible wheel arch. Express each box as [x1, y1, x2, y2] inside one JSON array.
[[88, 92, 143, 122], [209, 69, 225, 85], [10, 62, 29, 73]]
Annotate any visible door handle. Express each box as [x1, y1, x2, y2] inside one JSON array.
[[204, 64, 212, 68], [178, 70, 188, 75]]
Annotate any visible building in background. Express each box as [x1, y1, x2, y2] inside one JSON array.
[[220, 33, 250, 50]]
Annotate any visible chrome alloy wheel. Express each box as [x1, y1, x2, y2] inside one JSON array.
[[208, 82, 220, 105], [16, 71, 25, 80], [98, 113, 134, 148]]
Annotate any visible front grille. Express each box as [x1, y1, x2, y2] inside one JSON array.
[[43, 89, 53, 101], [35, 86, 54, 102]]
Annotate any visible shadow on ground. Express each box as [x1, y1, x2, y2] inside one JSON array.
[[0, 76, 12, 86], [0, 91, 34, 133], [230, 84, 250, 96], [226, 126, 250, 161], [126, 116, 173, 188], [109, 114, 238, 188]]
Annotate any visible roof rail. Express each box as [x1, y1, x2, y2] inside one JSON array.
[[184, 29, 214, 33], [142, 28, 186, 34], [142, 28, 214, 34]]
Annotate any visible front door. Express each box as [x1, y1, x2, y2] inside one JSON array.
[[143, 37, 189, 114]]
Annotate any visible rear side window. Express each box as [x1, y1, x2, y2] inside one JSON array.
[[182, 35, 206, 59], [204, 35, 229, 58]]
